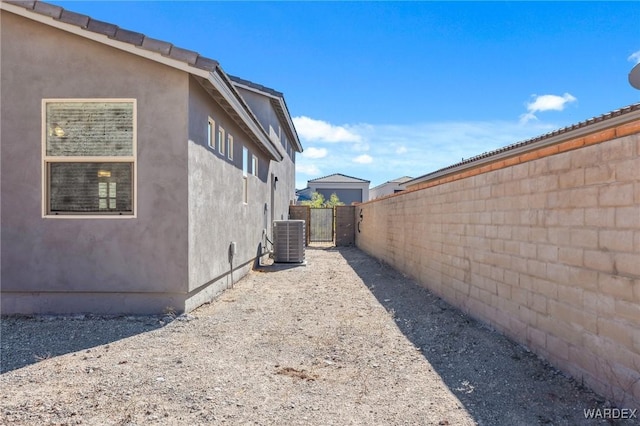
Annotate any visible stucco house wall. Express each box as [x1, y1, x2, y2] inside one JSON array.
[[230, 79, 299, 221], [0, 1, 301, 315], [1, 10, 190, 314], [355, 108, 640, 408], [185, 77, 297, 311]]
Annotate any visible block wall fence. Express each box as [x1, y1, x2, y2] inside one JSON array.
[[355, 121, 640, 409]]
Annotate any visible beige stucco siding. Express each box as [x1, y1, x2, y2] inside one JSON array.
[[1, 11, 190, 313]]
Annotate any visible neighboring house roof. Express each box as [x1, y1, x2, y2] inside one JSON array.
[[229, 75, 303, 153], [371, 176, 413, 190], [309, 173, 370, 184], [1, 0, 290, 161], [406, 103, 640, 187], [295, 187, 312, 201]]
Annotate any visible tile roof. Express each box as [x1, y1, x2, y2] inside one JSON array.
[[229, 74, 303, 153], [407, 102, 640, 186], [229, 75, 284, 98], [309, 173, 370, 184], [2, 0, 220, 72]]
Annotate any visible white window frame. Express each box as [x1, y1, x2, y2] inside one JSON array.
[[242, 146, 249, 204], [207, 117, 215, 150], [42, 98, 137, 219], [251, 154, 258, 177], [227, 134, 234, 160], [217, 126, 225, 156]]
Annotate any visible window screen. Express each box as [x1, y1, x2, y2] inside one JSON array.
[[44, 100, 136, 216], [49, 163, 133, 213], [46, 102, 133, 156]]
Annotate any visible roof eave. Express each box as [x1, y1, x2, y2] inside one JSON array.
[[229, 77, 303, 153], [209, 71, 284, 161], [272, 97, 304, 153]]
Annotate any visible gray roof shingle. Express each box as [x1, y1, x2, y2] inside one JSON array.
[[113, 27, 145, 46], [86, 18, 118, 38], [57, 9, 89, 27], [32, 0, 59, 18], [140, 37, 173, 55]]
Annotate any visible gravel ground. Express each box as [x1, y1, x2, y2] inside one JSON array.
[[0, 246, 613, 425]]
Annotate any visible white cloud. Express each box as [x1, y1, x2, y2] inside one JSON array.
[[296, 163, 321, 175], [292, 115, 557, 187], [292, 116, 361, 143], [302, 147, 328, 159], [520, 93, 577, 123], [353, 154, 373, 164], [352, 143, 370, 152], [628, 50, 640, 64]]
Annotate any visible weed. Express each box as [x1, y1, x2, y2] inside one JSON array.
[[34, 353, 51, 362], [163, 306, 177, 318]]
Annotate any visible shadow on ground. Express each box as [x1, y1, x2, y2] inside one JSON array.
[[1, 315, 166, 373], [337, 246, 610, 426]]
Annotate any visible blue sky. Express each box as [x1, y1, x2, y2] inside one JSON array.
[[57, 1, 640, 189]]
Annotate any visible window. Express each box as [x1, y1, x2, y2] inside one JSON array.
[[207, 117, 215, 149], [43, 99, 136, 217], [227, 134, 234, 160], [251, 155, 258, 177], [242, 146, 249, 204], [217, 126, 225, 156]]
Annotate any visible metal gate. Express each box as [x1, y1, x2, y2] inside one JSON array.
[[309, 208, 334, 242]]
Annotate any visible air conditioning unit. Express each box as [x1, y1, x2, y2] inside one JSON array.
[[273, 220, 305, 263]]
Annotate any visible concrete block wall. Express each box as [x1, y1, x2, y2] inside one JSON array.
[[355, 126, 640, 408]]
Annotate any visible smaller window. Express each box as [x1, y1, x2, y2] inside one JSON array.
[[251, 155, 258, 177], [227, 134, 234, 160], [207, 117, 215, 150], [217, 127, 225, 156], [242, 146, 249, 177], [242, 146, 249, 204]]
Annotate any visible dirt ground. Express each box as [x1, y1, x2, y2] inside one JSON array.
[[1, 246, 614, 425]]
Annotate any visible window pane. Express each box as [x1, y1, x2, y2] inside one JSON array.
[[49, 163, 132, 214], [218, 128, 225, 155], [46, 102, 134, 156], [242, 147, 248, 176]]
